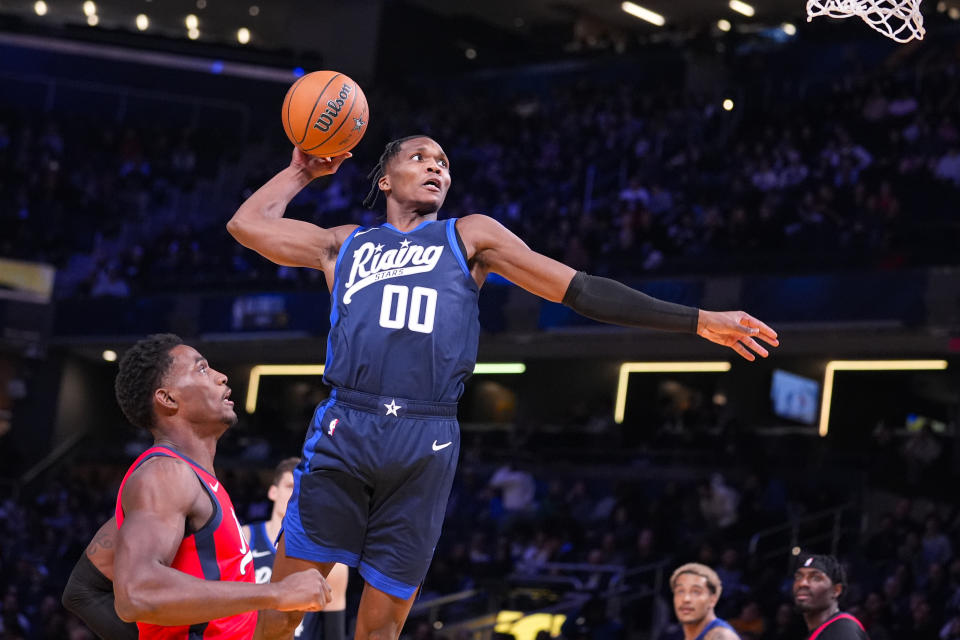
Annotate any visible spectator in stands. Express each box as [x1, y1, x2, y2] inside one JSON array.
[[699, 474, 739, 532], [903, 424, 942, 488], [488, 462, 537, 519]]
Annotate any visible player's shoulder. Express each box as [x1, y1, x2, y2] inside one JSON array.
[[455, 214, 513, 244], [456, 213, 496, 228], [821, 616, 867, 638], [705, 624, 741, 640], [333, 224, 361, 245], [123, 455, 203, 503]]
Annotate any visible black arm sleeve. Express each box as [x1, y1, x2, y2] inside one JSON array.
[[61, 554, 139, 640], [561, 271, 699, 334]]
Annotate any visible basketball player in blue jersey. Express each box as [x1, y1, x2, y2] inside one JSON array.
[[242, 457, 350, 640], [670, 563, 740, 640], [227, 136, 780, 640]]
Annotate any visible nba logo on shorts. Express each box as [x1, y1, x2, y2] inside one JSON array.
[[328, 418, 339, 436]]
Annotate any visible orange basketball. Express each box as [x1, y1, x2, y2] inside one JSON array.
[[281, 70, 369, 157]]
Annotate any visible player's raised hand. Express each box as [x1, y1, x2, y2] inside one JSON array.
[[290, 148, 352, 180], [273, 569, 332, 612], [696, 310, 779, 361]]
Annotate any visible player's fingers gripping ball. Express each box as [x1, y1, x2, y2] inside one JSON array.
[[282, 70, 369, 157]]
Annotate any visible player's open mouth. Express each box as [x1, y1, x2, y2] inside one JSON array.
[[223, 389, 233, 406], [422, 179, 441, 192]]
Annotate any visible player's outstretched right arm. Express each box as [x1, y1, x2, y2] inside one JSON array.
[[113, 457, 331, 626], [226, 149, 356, 272]]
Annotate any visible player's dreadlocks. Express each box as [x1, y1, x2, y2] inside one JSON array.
[[362, 135, 430, 209]]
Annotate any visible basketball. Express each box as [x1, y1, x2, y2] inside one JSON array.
[[281, 70, 369, 157]]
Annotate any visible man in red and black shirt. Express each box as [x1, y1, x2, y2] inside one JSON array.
[[110, 334, 333, 638], [792, 554, 869, 640]]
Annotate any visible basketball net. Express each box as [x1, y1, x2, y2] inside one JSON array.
[[806, 0, 925, 42]]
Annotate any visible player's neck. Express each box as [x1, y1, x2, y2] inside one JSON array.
[[385, 206, 437, 232], [152, 431, 217, 474], [683, 612, 716, 640], [804, 604, 839, 631]]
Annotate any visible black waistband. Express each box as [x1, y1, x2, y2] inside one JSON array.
[[331, 387, 458, 419]]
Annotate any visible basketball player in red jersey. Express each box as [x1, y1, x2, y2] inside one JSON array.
[[228, 141, 779, 640], [110, 333, 332, 638], [793, 554, 868, 640]]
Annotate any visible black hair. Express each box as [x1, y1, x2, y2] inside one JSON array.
[[115, 333, 184, 432], [362, 134, 433, 209]]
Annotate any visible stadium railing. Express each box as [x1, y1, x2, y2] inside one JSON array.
[[747, 502, 858, 572]]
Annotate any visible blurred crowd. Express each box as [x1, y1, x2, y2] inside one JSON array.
[[1, 39, 960, 297], [2, 445, 959, 640]]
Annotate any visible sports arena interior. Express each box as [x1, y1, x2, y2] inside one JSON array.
[[1, 0, 960, 638]]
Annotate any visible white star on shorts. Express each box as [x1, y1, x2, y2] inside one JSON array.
[[384, 399, 401, 416]]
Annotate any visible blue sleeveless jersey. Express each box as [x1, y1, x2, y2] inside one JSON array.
[[247, 521, 322, 639], [695, 619, 736, 640], [324, 218, 480, 403], [248, 521, 276, 585]]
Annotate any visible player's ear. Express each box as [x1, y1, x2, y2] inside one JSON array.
[[155, 387, 178, 412], [378, 173, 390, 193], [267, 484, 278, 501]]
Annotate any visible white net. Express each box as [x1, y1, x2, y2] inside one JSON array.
[[806, 0, 925, 42]]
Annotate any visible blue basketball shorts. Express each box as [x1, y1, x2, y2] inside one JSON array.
[[282, 387, 460, 599]]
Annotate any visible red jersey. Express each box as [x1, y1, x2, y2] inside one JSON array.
[[115, 446, 258, 639]]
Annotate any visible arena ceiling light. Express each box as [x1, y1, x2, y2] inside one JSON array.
[[729, 0, 756, 16], [136, 14, 149, 31], [237, 27, 251, 44], [83, 1, 96, 17], [185, 14, 199, 29], [717, 18, 732, 31], [34, 1, 47, 16], [621, 1, 666, 26], [246, 362, 526, 413], [817, 360, 948, 437], [614, 361, 731, 424], [473, 363, 526, 374]]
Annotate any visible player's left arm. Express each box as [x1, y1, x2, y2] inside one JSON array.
[[458, 214, 778, 360]]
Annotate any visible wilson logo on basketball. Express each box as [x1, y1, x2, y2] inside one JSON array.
[[282, 69, 368, 156], [313, 84, 353, 132]]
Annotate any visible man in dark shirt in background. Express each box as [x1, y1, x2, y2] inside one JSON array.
[[792, 554, 869, 640]]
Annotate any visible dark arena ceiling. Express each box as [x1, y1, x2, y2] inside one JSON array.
[[0, 0, 865, 70]]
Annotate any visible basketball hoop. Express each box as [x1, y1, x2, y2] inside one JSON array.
[[806, 0, 925, 42]]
